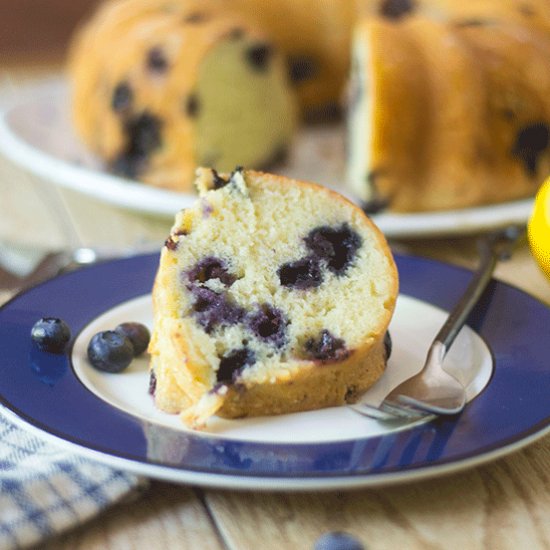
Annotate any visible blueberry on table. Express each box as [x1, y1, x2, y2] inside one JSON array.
[[31, 318, 71, 354], [87, 331, 134, 373], [115, 322, 151, 356], [314, 531, 365, 550]]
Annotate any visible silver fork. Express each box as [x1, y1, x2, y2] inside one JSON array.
[[350, 224, 525, 422]]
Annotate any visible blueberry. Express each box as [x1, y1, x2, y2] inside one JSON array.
[[185, 94, 200, 117], [115, 322, 150, 356], [111, 82, 133, 113], [164, 235, 178, 250], [247, 304, 287, 348], [31, 317, 71, 354], [87, 330, 134, 373], [512, 121, 550, 176], [111, 111, 163, 178], [190, 287, 245, 333], [288, 55, 319, 84], [211, 168, 229, 189], [379, 0, 416, 20], [305, 224, 362, 275], [314, 532, 364, 550], [217, 347, 256, 383], [124, 112, 163, 156], [186, 256, 236, 288], [246, 43, 273, 71], [278, 257, 323, 289], [146, 47, 168, 73], [305, 330, 349, 362]]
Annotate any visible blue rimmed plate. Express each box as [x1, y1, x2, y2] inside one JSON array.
[[0, 253, 549, 491]]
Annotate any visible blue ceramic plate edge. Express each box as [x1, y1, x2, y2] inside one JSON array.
[[0, 252, 549, 489]]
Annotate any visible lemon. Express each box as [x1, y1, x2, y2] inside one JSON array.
[[528, 177, 550, 279]]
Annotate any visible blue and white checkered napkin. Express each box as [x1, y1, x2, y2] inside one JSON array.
[[0, 411, 146, 549]]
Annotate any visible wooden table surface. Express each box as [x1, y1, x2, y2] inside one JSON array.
[[1, 67, 550, 550]]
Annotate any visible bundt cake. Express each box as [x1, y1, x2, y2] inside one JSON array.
[[148, 167, 398, 428], [349, 0, 550, 211], [68, 0, 297, 192], [68, 0, 550, 212], [195, 0, 357, 119], [360, 0, 550, 30]]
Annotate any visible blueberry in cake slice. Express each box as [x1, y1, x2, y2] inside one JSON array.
[[148, 167, 398, 428]]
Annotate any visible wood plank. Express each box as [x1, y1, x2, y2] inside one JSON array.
[[204, 437, 550, 550], [41, 482, 224, 550]]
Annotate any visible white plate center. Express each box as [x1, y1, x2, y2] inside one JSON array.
[[72, 294, 493, 444]]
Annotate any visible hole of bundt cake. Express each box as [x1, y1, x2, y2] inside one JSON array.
[[304, 330, 349, 362], [247, 304, 288, 347], [190, 287, 245, 333], [512, 122, 550, 176], [278, 257, 323, 289], [245, 43, 273, 72], [186, 256, 237, 287], [111, 82, 133, 113], [288, 55, 319, 84], [217, 348, 256, 383], [146, 47, 169, 73], [304, 224, 362, 275], [185, 94, 201, 117], [379, 0, 416, 20]]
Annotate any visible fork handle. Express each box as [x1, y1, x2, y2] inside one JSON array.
[[434, 225, 523, 352]]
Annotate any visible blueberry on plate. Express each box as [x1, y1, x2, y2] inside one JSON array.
[[87, 330, 134, 373], [31, 317, 71, 354], [314, 531, 365, 550], [115, 322, 151, 356]]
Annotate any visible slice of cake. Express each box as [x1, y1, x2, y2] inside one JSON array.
[[148, 168, 398, 428]]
